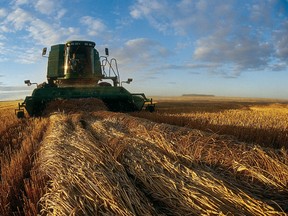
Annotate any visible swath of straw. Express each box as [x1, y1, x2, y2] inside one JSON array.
[[37, 111, 288, 215], [38, 114, 158, 215], [100, 112, 288, 190], [42, 98, 107, 116], [88, 114, 284, 215], [117, 141, 286, 215]]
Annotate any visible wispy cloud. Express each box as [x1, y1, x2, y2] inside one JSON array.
[[130, 0, 173, 34], [34, 0, 58, 15], [123, 38, 169, 59], [0, 86, 31, 91], [80, 16, 107, 37], [114, 38, 170, 72], [0, 8, 7, 17], [130, 0, 288, 77], [155, 62, 217, 72], [0, 0, 72, 63], [0, 85, 34, 100], [274, 21, 288, 61], [0, 0, 287, 87], [11, 0, 30, 6], [0, 74, 5, 86], [27, 19, 62, 45], [193, 28, 273, 75], [107, 38, 172, 82], [5, 7, 33, 31], [16, 47, 42, 64], [0, 74, 3, 85]]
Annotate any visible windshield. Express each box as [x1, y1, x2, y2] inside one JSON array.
[[64, 43, 95, 75]]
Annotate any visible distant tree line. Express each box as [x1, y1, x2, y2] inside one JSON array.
[[182, 94, 215, 97]]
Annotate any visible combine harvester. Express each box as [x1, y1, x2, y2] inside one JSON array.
[[15, 40, 155, 118]]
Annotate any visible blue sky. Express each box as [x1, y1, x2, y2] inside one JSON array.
[[0, 0, 288, 100]]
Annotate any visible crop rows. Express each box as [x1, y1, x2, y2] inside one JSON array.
[[132, 101, 288, 148], [0, 99, 288, 215]]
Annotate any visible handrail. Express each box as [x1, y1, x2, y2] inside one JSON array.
[[109, 58, 120, 83], [100, 57, 108, 76], [100, 56, 120, 85]]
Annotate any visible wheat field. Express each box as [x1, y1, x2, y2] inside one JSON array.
[[0, 97, 288, 215]]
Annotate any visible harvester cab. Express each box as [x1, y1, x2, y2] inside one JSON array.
[[15, 40, 155, 118]]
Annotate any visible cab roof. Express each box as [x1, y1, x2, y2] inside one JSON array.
[[65, 40, 95, 47]]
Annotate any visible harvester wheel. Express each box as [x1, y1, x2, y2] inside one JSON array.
[[146, 105, 155, 112], [16, 110, 25, 118]]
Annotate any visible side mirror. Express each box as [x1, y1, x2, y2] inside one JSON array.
[[42, 47, 47, 56], [105, 48, 109, 56], [24, 80, 37, 86], [121, 78, 133, 86], [24, 80, 31, 86]]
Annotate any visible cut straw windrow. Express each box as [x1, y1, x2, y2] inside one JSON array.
[[36, 111, 287, 215]]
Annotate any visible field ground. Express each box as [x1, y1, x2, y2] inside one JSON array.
[[135, 96, 288, 148], [0, 96, 288, 215]]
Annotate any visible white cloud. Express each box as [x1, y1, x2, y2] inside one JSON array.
[[34, 0, 57, 15], [130, 9, 141, 19], [113, 38, 170, 77], [0, 43, 40, 64], [193, 28, 274, 76], [274, 21, 288, 61], [80, 16, 106, 36], [120, 38, 169, 61], [248, 1, 275, 26], [5, 8, 33, 30], [27, 19, 61, 45], [0, 2, 78, 67], [1, 1, 71, 48], [130, 0, 172, 34], [2, 7, 66, 46], [130, 0, 217, 35], [129, 0, 232, 36], [130, 0, 288, 76], [56, 9, 67, 20], [16, 47, 41, 64], [11, 0, 30, 6], [130, 0, 164, 19], [0, 41, 12, 63], [0, 42, 6, 54], [0, 8, 7, 17]]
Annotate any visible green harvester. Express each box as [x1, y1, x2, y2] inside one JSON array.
[[15, 40, 155, 118]]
